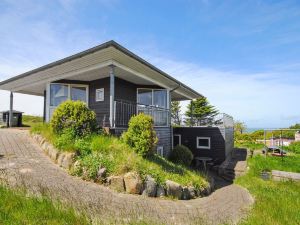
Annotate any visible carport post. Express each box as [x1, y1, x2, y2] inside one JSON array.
[[109, 65, 115, 128], [9, 92, 13, 127]]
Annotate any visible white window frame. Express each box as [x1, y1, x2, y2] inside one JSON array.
[[196, 137, 211, 149], [47, 83, 89, 122], [136, 88, 170, 127], [157, 146, 164, 156], [95, 88, 104, 102], [173, 134, 181, 146]]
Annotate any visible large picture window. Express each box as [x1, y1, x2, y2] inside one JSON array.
[[50, 83, 88, 107], [137, 88, 169, 126]]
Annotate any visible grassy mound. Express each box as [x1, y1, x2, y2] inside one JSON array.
[[31, 123, 207, 188]]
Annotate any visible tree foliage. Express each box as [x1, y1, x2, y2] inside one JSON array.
[[171, 101, 182, 126], [184, 97, 218, 126], [234, 120, 247, 134]]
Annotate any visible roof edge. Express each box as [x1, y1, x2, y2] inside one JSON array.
[[0, 40, 203, 99]]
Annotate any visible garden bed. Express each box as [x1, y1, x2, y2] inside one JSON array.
[[31, 124, 210, 200]]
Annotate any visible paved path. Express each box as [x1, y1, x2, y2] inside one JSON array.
[[0, 129, 254, 225]]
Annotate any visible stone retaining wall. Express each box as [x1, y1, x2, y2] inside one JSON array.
[[31, 133, 213, 200]]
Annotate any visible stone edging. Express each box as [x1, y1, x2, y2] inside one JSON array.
[[31, 133, 214, 200]]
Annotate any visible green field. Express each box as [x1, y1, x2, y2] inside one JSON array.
[[236, 154, 300, 225]]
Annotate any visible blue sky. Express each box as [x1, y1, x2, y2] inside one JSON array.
[[0, 0, 300, 128]]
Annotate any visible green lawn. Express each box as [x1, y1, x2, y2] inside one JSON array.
[[236, 154, 300, 225], [22, 115, 43, 127], [0, 185, 89, 225]]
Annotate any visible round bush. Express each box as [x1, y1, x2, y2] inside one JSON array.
[[169, 145, 193, 166], [50, 100, 97, 136], [122, 113, 158, 156]]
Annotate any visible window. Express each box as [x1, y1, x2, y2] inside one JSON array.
[[71, 86, 87, 102], [196, 137, 211, 149], [95, 88, 104, 102], [137, 89, 152, 106], [173, 134, 181, 147], [153, 90, 167, 108], [50, 84, 68, 106], [157, 146, 164, 156], [50, 84, 88, 107]]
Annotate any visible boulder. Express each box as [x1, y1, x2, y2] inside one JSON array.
[[123, 172, 143, 194], [97, 167, 107, 180], [156, 185, 166, 197], [142, 175, 157, 197], [187, 186, 197, 199], [57, 153, 65, 167], [73, 160, 81, 171], [181, 187, 191, 200], [108, 176, 125, 192], [166, 180, 182, 199], [62, 153, 75, 170], [41, 142, 49, 154], [48, 146, 59, 162]]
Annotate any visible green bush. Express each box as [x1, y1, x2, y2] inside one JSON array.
[[286, 141, 300, 154], [169, 145, 193, 166], [50, 100, 97, 136], [122, 113, 158, 156]]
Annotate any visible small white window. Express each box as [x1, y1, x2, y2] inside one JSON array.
[[157, 146, 164, 156], [196, 137, 211, 149], [96, 88, 104, 102]]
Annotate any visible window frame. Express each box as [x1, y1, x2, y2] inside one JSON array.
[[173, 134, 182, 146], [49, 83, 89, 107], [95, 88, 104, 102], [137, 88, 168, 109], [196, 137, 211, 149]]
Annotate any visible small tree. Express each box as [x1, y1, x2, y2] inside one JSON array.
[[171, 101, 182, 126], [122, 113, 158, 156], [50, 100, 97, 136], [234, 120, 247, 134], [185, 97, 218, 126]]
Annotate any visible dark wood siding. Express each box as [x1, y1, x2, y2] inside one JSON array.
[[173, 127, 227, 164], [88, 77, 111, 126]]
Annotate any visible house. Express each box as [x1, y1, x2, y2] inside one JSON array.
[[0, 40, 202, 157]]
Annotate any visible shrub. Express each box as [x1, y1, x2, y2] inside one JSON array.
[[50, 100, 97, 136], [286, 141, 300, 154], [53, 128, 76, 152], [169, 145, 193, 167], [122, 113, 158, 157]]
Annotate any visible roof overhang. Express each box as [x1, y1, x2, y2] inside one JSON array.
[[0, 40, 203, 100]]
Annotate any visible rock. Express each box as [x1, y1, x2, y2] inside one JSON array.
[[73, 160, 81, 171], [57, 153, 65, 167], [41, 142, 49, 154], [142, 175, 157, 197], [39, 137, 46, 146], [182, 187, 191, 200], [156, 185, 166, 197], [48, 146, 59, 162], [97, 167, 107, 180], [123, 172, 143, 194], [201, 183, 212, 196], [62, 153, 75, 170], [187, 186, 197, 199], [108, 176, 125, 192], [166, 180, 182, 199]]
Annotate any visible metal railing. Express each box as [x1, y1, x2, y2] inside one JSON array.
[[114, 100, 170, 127]]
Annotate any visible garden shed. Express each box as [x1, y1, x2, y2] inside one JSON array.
[[0, 110, 23, 127]]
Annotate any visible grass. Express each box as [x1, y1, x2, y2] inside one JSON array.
[[31, 123, 208, 189], [236, 154, 300, 225], [0, 185, 89, 225], [22, 115, 43, 127]]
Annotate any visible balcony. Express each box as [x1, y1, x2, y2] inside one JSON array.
[[114, 100, 170, 127]]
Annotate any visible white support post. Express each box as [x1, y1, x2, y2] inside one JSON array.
[[45, 83, 50, 122], [9, 92, 13, 127], [109, 65, 115, 128]]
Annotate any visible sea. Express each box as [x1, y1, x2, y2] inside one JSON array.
[[245, 128, 264, 133]]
